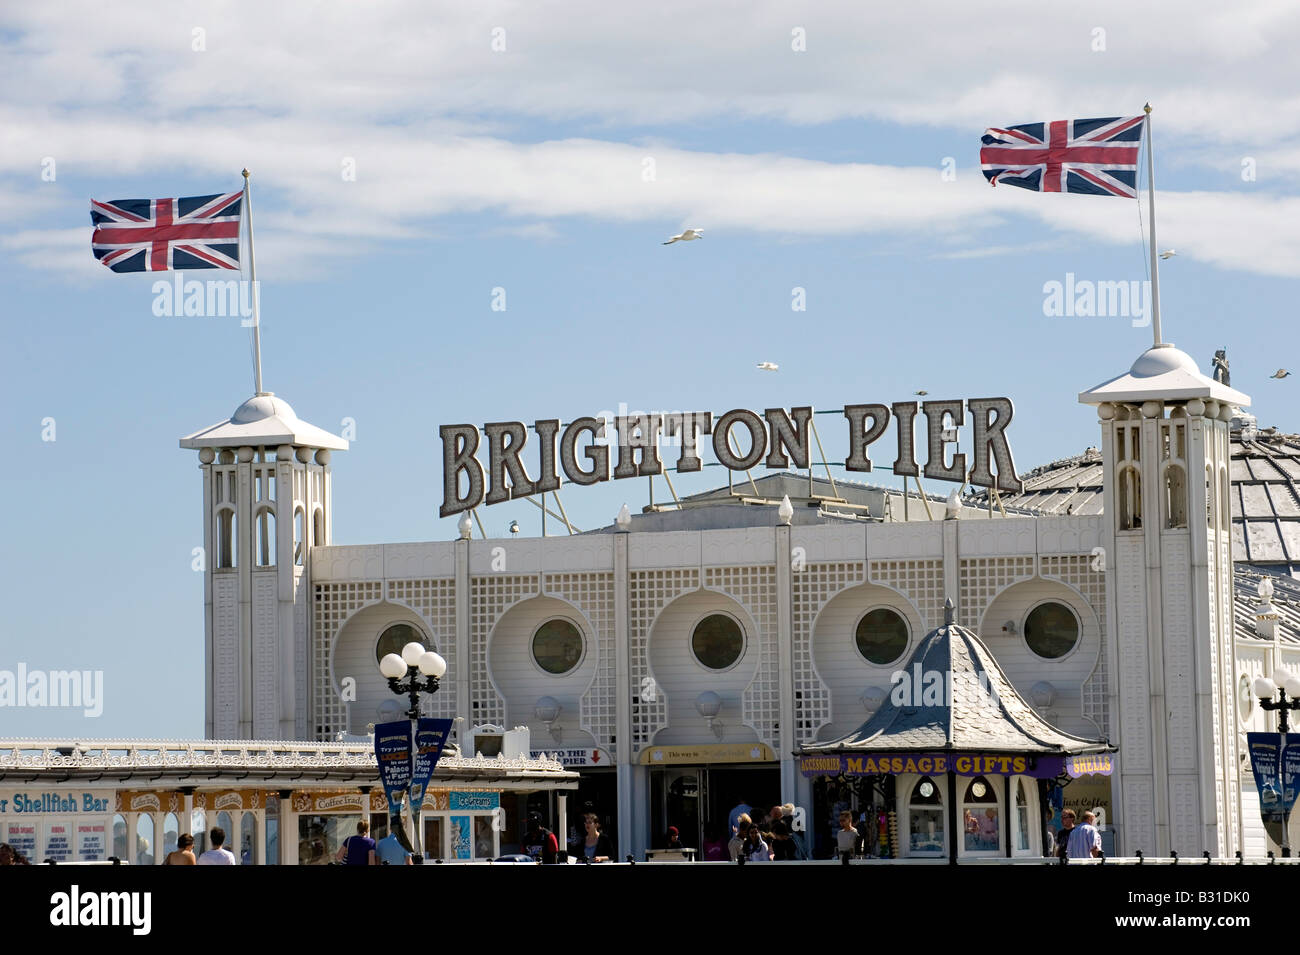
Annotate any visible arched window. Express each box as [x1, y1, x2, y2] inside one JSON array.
[[907, 777, 944, 855], [293, 507, 305, 566], [1118, 465, 1142, 531], [1014, 780, 1030, 852], [1203, 466, 1212, 527], [1163, 464, 1187, 529], [255, 507, 276, 566], [962, 776, 999, 852], [313, 508, 324, 547], [240, 812, 256, 864], [216, 507, 236, 569], [1220, 467, 1230, 531]]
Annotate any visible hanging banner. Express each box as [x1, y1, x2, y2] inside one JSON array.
[[410, 718, 454, 816], [374, 720, 413, 815], [1246, 733, 1300, 846]]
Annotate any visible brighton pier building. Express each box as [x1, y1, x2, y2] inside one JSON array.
[[176, 342, 1300, 861]]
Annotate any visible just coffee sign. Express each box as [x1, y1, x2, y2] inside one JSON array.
[[439, 399, 1022, 517]]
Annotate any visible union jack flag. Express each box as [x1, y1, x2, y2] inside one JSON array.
[[90, 192, 242, 272], [980, 116, 1143, 197]]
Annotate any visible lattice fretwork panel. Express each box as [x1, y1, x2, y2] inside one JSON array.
[[630, 569, 698, 749], [1041, 555, 1110, 737], [313, 581, 383, 739], [545, 573, 616, 756], [387, 578, 459, 722], [792, 562, 863, 743], [869, 559, 945, 632], [705, 565, 779, 749], [959, 557, 1035, 629], [469, 574, 537, 729]]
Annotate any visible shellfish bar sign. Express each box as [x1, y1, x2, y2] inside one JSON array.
[[440, 399, 1022, 516]]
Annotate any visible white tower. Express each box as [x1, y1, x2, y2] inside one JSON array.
[[1080, 345, 1249, 856], [181, 394, 347, 740]]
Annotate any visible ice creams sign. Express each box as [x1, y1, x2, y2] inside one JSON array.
[[439, 400, 1023, 517]]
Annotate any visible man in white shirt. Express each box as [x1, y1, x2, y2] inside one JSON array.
[[196, 826, 237, 865], [1065, 810, 1102, 859]]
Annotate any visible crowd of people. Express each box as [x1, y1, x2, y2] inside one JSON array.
[[720, 801, 809, 862]]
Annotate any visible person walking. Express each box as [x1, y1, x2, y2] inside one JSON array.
[[163, 833, 197, 865], [375, 829, 414, 865], [196, 827, 237, 865], [1066, 810, 1102, 860], [336, 820, 377, 865], [1054, 809, 1076, 860]]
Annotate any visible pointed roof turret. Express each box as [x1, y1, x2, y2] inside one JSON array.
[[804, 604, 1110, 755]]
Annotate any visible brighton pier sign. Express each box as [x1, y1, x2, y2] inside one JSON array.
[[439, 398, 1022, 517]]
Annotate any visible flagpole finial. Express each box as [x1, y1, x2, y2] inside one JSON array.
[[241, 168, 250, 179], [1143, 103, 1152, 114]]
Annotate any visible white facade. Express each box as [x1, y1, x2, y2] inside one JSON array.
[[184, 347, 1294, 859]]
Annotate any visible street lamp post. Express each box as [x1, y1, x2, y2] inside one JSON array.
[[1253, 673, 1300, 857], [379, 642, 447, 862]]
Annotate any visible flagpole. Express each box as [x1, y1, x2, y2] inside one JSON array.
[[1143, 104, 1163, 348], [242, 168, 265, 395]]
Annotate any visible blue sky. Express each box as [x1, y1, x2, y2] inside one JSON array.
[[2, 1, 1299, 738]]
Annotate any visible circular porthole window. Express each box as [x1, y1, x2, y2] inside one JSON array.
[[532, 619, 584, 675], [374, 623, 430, 667], [854, 608, 910, 665], [691, 614, 745, 671], [1023, 602, 1080, 659]]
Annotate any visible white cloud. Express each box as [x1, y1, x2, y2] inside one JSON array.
[[4, 1, 1300, 279]]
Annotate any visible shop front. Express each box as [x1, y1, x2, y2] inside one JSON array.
[[0, 788, 114, 863], [0, 739, 577, 864], [800, 601, 1116, 862], [640, 742, 778, 852]]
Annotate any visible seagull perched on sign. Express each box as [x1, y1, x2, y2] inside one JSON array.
[[757, 361, 779, 371], [663, 228, 703, 245], [1270, 369, 1291, 379], [1159, 249, 1177, 260]]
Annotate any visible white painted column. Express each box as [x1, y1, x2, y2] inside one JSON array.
[[237, 447, 255, 738], [775, 524, 796, 802], [254, 809, 265, 865], [201, 457, 215, 739], [557, 793, 568, 861], [455, 538, 471, 745], [150, 811, 165, 864], [614, 530, 633, 859], [1139, 404, 1171, 854]]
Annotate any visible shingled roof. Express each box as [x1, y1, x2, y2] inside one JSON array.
[[803, 601, 1111, 756]]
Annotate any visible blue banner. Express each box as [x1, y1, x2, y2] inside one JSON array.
[[374, 720, 413, 815], [1246, 732, 1300, 846], [410, 718, 454, 816]]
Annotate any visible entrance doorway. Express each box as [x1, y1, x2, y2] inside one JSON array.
[[650, 764, 780, 851]]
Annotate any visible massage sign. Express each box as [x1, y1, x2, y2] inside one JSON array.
[[439, 399, 1023, 516]]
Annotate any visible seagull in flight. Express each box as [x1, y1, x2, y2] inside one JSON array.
[[663, 228, 703, 245], [914, 390, 929, 396], [757, 361, 779, 371], [1270, 369, 1291, 379], [1159, 249, 1177, 260]]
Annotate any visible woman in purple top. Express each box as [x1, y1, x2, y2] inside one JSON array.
[[337, 820, 377, 865]]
